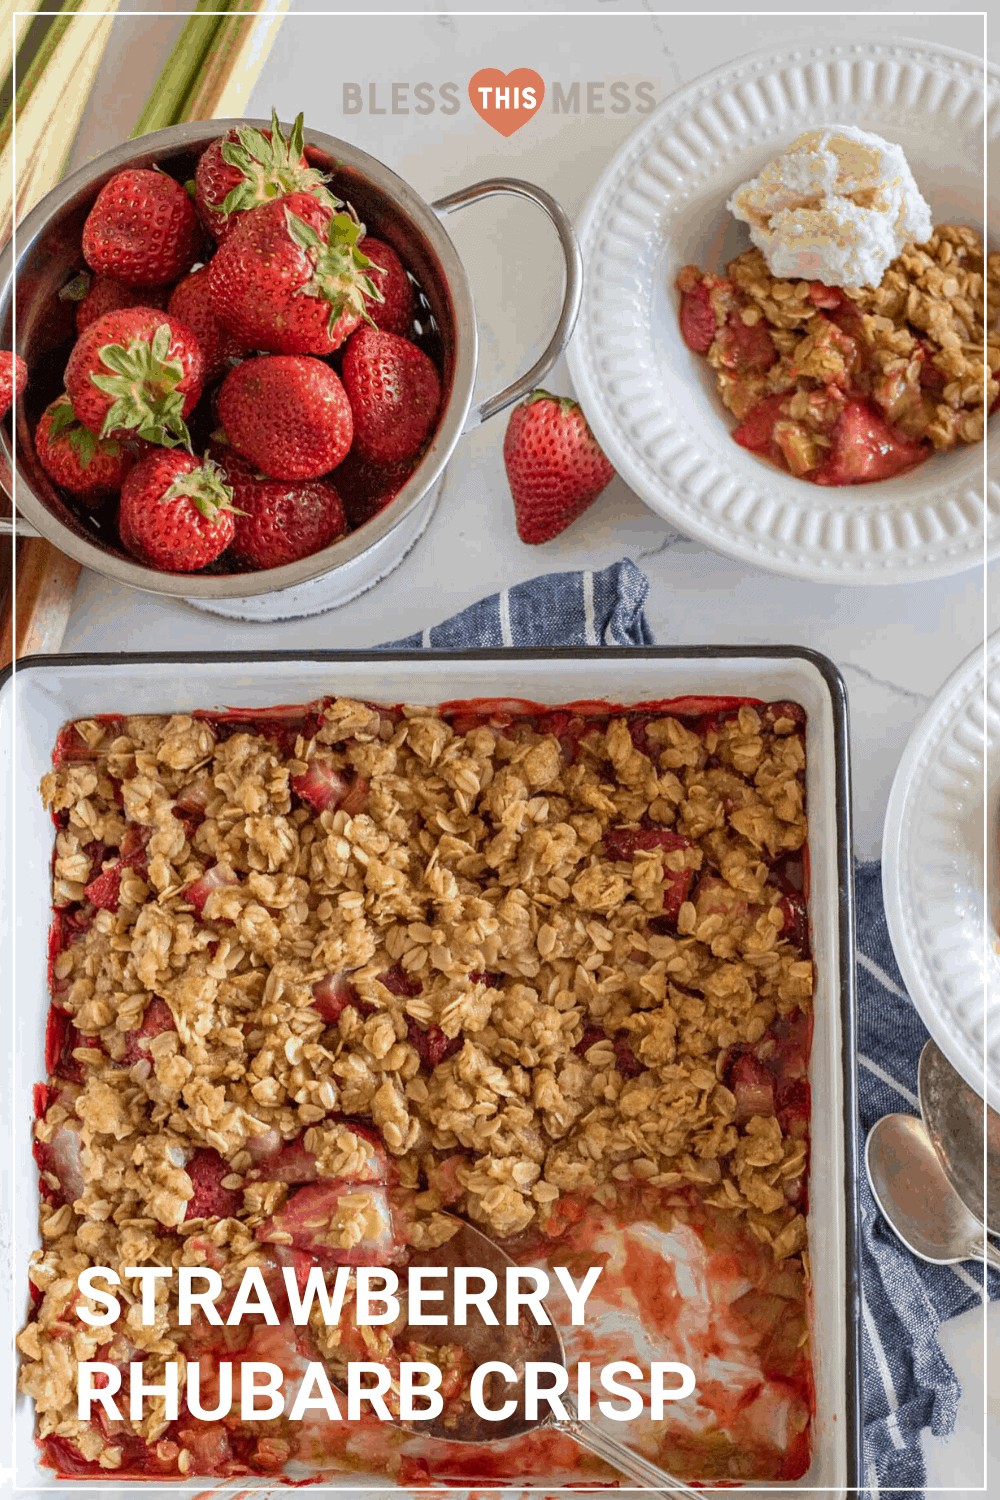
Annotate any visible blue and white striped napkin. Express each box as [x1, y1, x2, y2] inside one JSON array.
[[380, 559, 998, 1498], [382, 558, 654, 649], [855, 862, 999, 1498]]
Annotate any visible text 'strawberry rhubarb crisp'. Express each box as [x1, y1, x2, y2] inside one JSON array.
[[21, 694, 815, 1484]]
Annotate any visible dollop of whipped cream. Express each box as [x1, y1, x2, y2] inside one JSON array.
[[727, 126, 932, 288]]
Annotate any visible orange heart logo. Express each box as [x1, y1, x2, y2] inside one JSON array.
[[468, 68, 545, 137]]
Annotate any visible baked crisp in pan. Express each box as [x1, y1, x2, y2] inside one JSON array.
[[20, 694, 815, 1484]]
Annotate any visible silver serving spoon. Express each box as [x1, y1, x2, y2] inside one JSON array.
[[865, 1113, 1000, 1269], [918, 1039, 1000, 1236], [342, 1218, 704, 1493]]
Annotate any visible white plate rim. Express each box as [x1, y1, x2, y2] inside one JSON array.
[[882, 632, 997, 1109], [567, 35, 997, 586]]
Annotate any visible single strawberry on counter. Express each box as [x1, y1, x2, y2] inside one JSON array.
[[360, 237, 414, 336], [334, 448, 416, 528], [195, 108, 339, 242], [64, 308, 205, 446], [341, 327, 440, 464], [118, 449, 237, 572], [35, 394, 132, 503], [217, 354, 352, 480], [167, 266, 247, 383], [502, 389, 615, 544], [208, 193, 384, 356], [81, 168, 201, 287], [216, 453, 347, 569], [0, 349, 27, 419]]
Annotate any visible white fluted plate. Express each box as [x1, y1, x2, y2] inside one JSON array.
[[883, 634, 998, 1110], [567, 37, 997, 584]]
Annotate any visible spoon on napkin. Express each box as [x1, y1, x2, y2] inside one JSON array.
[[866, 1112, 1000, 1269]]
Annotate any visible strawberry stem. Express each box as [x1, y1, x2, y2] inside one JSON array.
[[284, 207, 385, 336], [216, 108, 341, 220], [162, 458, 243, 519], [89, 323, 193, 448]]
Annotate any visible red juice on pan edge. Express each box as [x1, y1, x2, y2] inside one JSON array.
[[33, 695, 814, 1485]]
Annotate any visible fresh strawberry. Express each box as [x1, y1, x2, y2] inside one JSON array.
[[334, 449, 416, 527], [184, 1147, 242, 1221], [120, 997, 176, 1066], [217, 354, 353, 479], [195, 109, 338, 242], [341, 328, 440, 464], [502, 390, 615, 544], [812, 400, 929, 485], [360, 237, 414, 336], [167, 267, 247, 382], [208, 192, 383, 355], [82, 168, 201, 287], [64, 308, 204, 446], [603, 826, 693, 923], [227, 471, 347, 569], [0, 349, 27, 419], [34, 395, 131, 503], [118, 450, 237, 572], [678, 282, 717, 354], [60, 272, 168, 335]]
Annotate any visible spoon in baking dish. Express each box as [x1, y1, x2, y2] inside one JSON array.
[[918, 1040, 1000, 1236], [865, 1113, 1000, 1269], [339, 1217, 704, 1494]]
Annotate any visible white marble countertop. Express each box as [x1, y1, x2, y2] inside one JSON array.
[[54, 5, 996, 1492]]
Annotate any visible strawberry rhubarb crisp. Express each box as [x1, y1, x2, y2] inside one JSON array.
[[678, 226, 999, 484], [21, 694, 815, 1484]]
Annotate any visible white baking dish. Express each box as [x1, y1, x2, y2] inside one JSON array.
[[0, 649, 859, 1496]]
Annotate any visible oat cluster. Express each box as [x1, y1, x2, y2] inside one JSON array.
[[21, 696, 812, 1472], [691, 224, 998, 451]]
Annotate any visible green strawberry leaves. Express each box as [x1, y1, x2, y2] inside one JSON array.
[[216, 108, 341, 220], [284, 207, 386, 337], [89, 323, 192, 447], [59, 272, 91, 304], [162, 457, 242, 521], [47, 396, 84, 440], [47, 395, 121, 470], [523, 389, 581, 414]]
